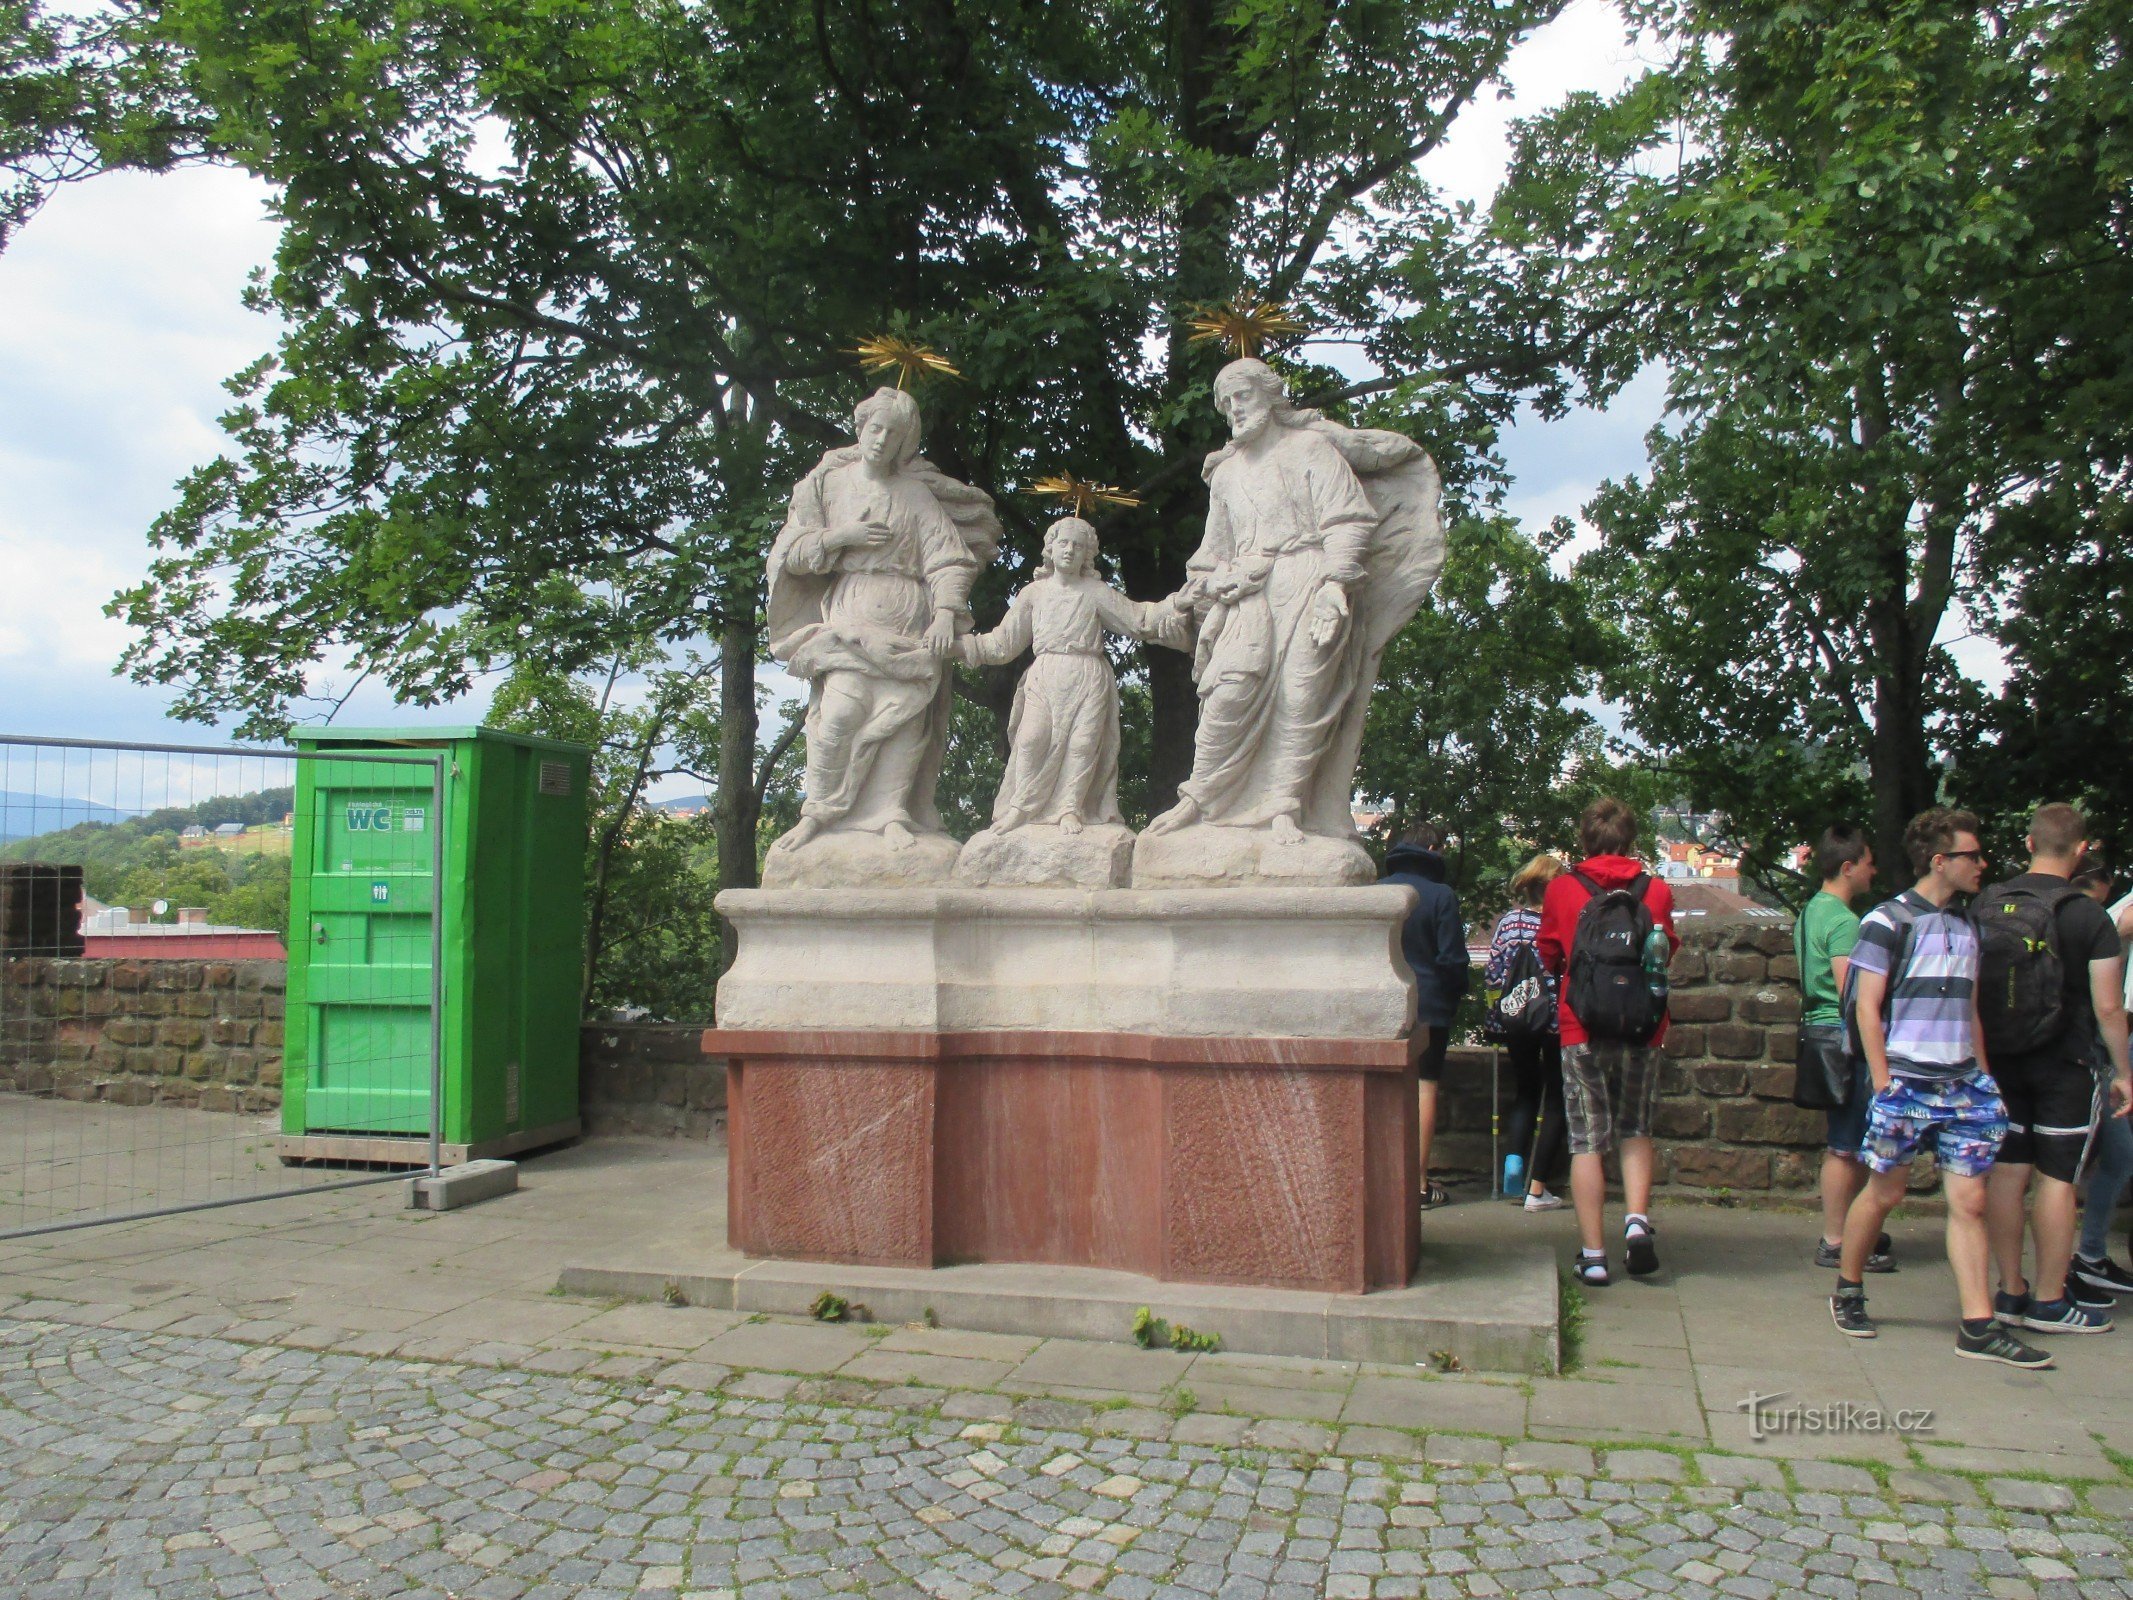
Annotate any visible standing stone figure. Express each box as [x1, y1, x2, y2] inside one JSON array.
[[952, 519, 1190, 887], [764, 387, 1000, 884], [1137, 358, 1444, 887]]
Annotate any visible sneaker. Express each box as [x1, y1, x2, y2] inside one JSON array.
[[2023, 1296, 2114, 1335], [1956, 1322, 2056, 1369], [1522, 1189, 1564, 1212], [1994, 1287, 2032, 1326], [1830, 1290, 1877, 1339], [2069, 1278, 2114, 1312], [1814, 1236, 1896, 1273], [2073, 1254, 2133, 1296], [1624, 1217, 1659, 1277]]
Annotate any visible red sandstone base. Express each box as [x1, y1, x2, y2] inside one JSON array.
[[702, 1028, 1421, 1294]]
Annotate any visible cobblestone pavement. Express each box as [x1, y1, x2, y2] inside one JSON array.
[[5, 1317, 2132, 1600]]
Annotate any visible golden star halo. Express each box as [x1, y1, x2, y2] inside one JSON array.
[[852, 334, 962, 390], [1030, 474, 1143, 517], [1186, 298, 1304, 358]]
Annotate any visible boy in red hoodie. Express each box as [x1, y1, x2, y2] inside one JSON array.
[[1538, 797, 1679, 1286]]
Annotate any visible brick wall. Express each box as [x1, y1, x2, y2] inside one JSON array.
[[0, 956, 285, 1113], [1433, 915, 1868, 1200], [578, 1023, 727, 1138]]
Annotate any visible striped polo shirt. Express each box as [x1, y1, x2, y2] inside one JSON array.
[[1848, 890, 1980, 1080]]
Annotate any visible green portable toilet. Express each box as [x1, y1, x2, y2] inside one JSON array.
[[279, 726, 592, 1164]]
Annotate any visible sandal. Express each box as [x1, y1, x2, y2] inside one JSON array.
[[1574, 1254, 1611, 1287], [1420, 1179, 1450, 1210]]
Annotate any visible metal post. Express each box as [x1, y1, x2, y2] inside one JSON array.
[[1490, 1046, 1500, 1195], [428, 754, 445, 1179]]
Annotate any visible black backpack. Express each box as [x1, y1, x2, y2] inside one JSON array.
[[1840, 897, 1921, 1062], [1488, 938, 1555, 1041], [1566, 870, 1664, 1044], [1975, 880, 2084, 1056]]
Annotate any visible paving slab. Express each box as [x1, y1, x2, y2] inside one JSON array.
[[838, 1347, 1017, 1390], [1527, 1375, 1709, 1443], [691, 1319, 877, 1374], [1340, 1374, 1528, 1435], [1179, 1375, 1348, 1422], [1007, 1339, 1195, 1395]]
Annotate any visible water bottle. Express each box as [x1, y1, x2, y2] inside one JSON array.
[[1642, 924, 1672, 1004], [1503, 1152, 1525, 1198]]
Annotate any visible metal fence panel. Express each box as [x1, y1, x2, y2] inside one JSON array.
[[0, 735, 444, 1239]]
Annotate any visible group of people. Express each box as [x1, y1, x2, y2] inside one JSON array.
[[1387, 798, 1680, 1284], [1385, 799, 2133, 1368], [1804, 805, 2131, 1367]]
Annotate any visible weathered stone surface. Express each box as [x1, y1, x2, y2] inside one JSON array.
[[1671, 1145, 1773, 1190], [714, 885, 1416, 1038], [1653, 1099, 1712, 1139], [1715, 1100, 1825, 1146], [1667, 990, 1732, 1024], [1740, 988, 1802, 1024], [0, 957, 285, 1113], [1130, 823, 1376, 889], [1706, 1023, 1765, 1059], [1692, 1064, 1748, 1096], [1711, 951, 1768, 982], [954, 822, 1134, 889], [759, 828, 961, 889]]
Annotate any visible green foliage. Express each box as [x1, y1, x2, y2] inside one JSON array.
[[1553, 0, 2133, 881], [487, 658, 726, 1019], [809, 1291, 849, 1323], [2, 788, 297, 931], [14, 0, 1646, 888], [1356, 512, 1625, 921], [1130, 1305, 1220, 1353]]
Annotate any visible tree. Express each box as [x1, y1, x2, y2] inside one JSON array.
[[1, 1, 1637, 837], [1355, 512, 1624, 915], [1565, 0, 2133, 881]]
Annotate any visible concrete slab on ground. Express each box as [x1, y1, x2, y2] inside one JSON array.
[[557, 1243, 1561, 1374]]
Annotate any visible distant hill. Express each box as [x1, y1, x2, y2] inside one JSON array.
[[0, 792, 137, 845], [649, 795, 714, 814]]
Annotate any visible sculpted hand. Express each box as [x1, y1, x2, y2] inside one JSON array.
[[828, 518, 893, 554], [925, 611, 957, 660], [1308, 582, 1350, 647]]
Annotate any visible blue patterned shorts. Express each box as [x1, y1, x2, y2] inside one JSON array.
[[1861, 1070, 2008, 1179]]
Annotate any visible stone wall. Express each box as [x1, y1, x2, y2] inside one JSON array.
[[3, 924, 1857, 1204], [0, 956, 285, 1112], [1434, 916, 1851, 1200], [578, 1022, 728, 1138]]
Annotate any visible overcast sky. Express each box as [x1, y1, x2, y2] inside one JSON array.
[[0, 0, 1671, 795]]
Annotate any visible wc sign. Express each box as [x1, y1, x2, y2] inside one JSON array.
[[346, 804, 425, 833]]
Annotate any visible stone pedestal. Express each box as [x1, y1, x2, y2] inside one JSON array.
[[708, 887, 1422, 1294]]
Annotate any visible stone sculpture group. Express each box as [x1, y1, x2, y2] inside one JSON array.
[[762, 358, 1444, 891]]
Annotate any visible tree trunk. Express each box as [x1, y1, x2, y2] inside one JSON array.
[[1144, 644, 1198, 814], [714, 609, 760, 976], [1867, 665, 1935, 888]]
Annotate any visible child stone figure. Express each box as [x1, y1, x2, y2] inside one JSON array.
[[960, 517, 1189, 834]]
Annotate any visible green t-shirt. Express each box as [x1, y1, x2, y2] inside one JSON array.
[[1796, 889, 1862, 1027]]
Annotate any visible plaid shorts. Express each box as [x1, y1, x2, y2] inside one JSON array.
[[1861, 1069, 2008, 1179], [1563, 1041, 1663, 1156]]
